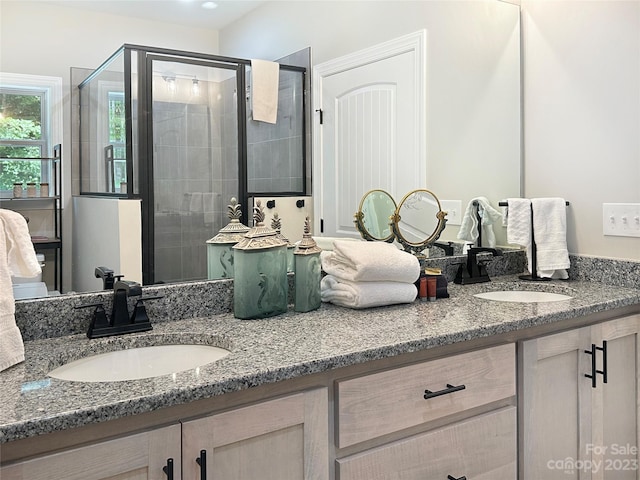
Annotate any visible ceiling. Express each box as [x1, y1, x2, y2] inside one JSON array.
[[47, 0, 267, 30]]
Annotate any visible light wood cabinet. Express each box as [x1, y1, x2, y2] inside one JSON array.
[[0, 424, 181, 480], [520, 313, 640, 480], [337, 406, 517, 479], [181, 388, 328, 480], [335, 343, 517, 479], [336, 343, 515, 448]]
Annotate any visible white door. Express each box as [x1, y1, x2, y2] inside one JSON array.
[[313, 31, 426, 238]]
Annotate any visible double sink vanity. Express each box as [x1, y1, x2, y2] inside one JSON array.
[[1, 252, 640, 479]]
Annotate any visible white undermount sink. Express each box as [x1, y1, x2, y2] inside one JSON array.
[[474, 290, 573, 303], [48, 344, 231, 382]]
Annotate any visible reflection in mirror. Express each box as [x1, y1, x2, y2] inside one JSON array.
[[355, 189, 448, 258], [354, 189, 397, 242], [392, 189, 447, 256]]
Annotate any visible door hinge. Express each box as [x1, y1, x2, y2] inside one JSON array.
[[315, 108, 323, 124]]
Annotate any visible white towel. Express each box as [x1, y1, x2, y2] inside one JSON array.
[[251, 59, 280, 124], [506, 198, 533, 273], [320, 275, 417, 309], [322, 240, 420, 283], [532, 198, 570, 279], [457, 197, 503, 247], [0, 209, 41, 372]]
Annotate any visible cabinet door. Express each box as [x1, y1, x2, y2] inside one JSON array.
[[182, 388, 328, 480], [520, 326, 595, 480], [337, 406, 516, 480], [596, 314, 640, 480], [0, 424, 181, 480]]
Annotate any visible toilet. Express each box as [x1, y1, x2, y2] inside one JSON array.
[[12, 253, 48, 300]]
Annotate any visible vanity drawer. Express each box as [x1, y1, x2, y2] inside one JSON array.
[[337, 406, 517, 480], [335, 343, 515, 447]]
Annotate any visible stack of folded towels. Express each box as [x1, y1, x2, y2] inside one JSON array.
[[320, 240, 420, 309]]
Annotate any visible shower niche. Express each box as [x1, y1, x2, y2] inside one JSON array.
[[76, 45, 308, 287]]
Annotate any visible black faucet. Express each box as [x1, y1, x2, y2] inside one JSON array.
[[77, 279, 161, 339], [111, 280, 142, 326], [454, 247, 503, 285], [95, 266, 120, 290], [432, 241, 455, 257]]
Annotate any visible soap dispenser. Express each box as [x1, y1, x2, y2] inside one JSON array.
[[271, 212, 295, 272], [232, 200, 288, 319], [293, 216, 322, 313], [206, 197, 250, 280]]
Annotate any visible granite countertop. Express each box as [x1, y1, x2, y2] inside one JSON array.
[[2, 276, 640, 444]]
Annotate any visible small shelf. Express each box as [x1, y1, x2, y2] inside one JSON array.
[[1, 144, 62, 292], [0, 196, 60, 202]]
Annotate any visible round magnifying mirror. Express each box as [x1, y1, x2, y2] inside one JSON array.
[[391, 189, 447, 255], [354, 189, 397, 242]]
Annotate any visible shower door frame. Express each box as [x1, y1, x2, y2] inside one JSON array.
[[141, 52, 246, 285]]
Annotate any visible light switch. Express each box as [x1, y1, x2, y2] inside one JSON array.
[[603, 203, 640, 237], [441, 200, 463, 226]]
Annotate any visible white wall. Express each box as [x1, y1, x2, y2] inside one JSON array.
[[72, 196, 142, 292], [219, 0, 522, 247], [522, 1, 639, 260], [0, 1, 220, 290]]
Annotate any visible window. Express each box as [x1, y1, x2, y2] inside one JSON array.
[[0, 73, 62, 191]]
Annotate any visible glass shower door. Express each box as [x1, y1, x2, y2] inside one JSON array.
[[147, 57, 241, 284]]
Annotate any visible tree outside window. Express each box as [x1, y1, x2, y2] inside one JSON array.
[[0, 91, 47, 191]]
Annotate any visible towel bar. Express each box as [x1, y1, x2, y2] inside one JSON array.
[[499, 200, 570, 281]]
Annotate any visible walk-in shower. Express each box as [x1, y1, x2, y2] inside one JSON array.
[[77, 45, 307, 286]]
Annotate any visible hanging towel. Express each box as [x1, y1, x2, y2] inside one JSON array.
[[251, 59, 280, 124], [0, 209, 41, 372], [457, 197, 503, 247], [506, 198, 533, 273], [531, 198, 570, 279], [321, 240, 420, 283], [320, 275, 417, 309]]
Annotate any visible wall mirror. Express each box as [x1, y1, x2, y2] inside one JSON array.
[[7, 0, 520, 300], [355, 189, 447, 257]]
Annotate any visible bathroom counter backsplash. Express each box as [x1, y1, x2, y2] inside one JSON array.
[[14, 251, 639, 341], [2, 256, 640, 443]]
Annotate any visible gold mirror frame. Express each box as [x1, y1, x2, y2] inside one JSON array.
[[355, 189, 448, 257], [391, 189, 448, 257], [354, 189, 397, 243]]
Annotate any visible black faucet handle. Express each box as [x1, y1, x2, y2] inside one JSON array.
[[130, 296, 163, 325], [75, 303, 110, 337]]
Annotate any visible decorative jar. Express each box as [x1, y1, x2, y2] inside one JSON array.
[[271, 212, 295, 272], [206, 197, 250, 279], [233, 201, 288, 319], [293, 216, 322, 312]]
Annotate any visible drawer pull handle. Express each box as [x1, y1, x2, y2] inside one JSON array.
[[162, 458, 174, 479], [447, 476, 467, 480], [196, 449, 207, 480], [424, 383, 466, 399]]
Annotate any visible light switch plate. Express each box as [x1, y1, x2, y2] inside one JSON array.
[[441, 200, 463, 226], [603, 203, 640, 237]]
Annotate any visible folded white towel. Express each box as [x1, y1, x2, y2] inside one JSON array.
[[320, 275, 417, 309], [0, 209, 41, 372], [506, 198, 533, 274], [322, 240, 420, 283], [457, 197, 503, 247], [532, 198, 570, 279], [251, 59, 280, 124]]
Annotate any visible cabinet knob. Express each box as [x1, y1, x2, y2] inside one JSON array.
[[196, 449, 207, 480]]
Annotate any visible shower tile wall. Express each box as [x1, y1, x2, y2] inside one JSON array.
[[154, 78, 236, 283], [246, 70, 304, 194]]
